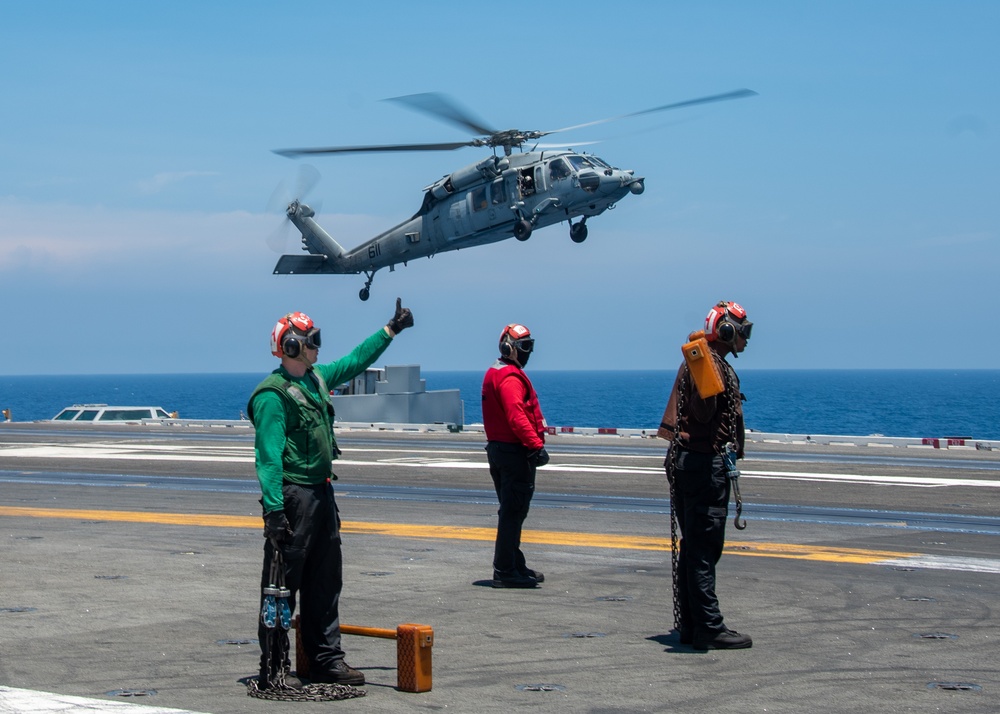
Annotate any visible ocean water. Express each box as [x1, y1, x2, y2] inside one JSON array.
[[1, 370, 998, 440]]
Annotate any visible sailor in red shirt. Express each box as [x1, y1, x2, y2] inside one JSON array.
[[482, 323, 549, 588]]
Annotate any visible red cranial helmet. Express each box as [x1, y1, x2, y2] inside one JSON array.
[[705, 301, 752, 344], [499, 323, 534, 358], [271, 311, 321, 358]]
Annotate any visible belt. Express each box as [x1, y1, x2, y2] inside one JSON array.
[[487, 441, 528, 454]]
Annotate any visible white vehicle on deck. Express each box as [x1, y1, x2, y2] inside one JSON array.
[[51, 404, 176, 423]]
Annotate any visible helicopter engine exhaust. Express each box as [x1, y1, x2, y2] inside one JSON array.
[[429, 156, 509, 200]]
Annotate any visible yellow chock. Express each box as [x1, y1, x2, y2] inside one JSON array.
[[395, 623, 434, 693], [293, 616, 433, 692]]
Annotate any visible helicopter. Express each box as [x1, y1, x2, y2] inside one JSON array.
[[271, 89, 756, 301]]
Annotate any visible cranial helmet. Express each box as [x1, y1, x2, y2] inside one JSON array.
[[705, 301, 752, 344], [499, 323, 534, 359], [271, 311, 321, 358]]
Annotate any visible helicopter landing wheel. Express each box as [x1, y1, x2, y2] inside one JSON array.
[[514, 219, 533, 241], [359, 271, 375, 301], [570, 221, 588, 243]]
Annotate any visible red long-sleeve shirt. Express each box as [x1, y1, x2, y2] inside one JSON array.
[[481, 359, 546, 450]]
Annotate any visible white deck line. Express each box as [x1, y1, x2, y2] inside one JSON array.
[[156, 419, 1000, 451], [0, 686, 210, 714]]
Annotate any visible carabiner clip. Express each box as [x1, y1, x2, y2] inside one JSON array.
[[723, 443, 747, 530]]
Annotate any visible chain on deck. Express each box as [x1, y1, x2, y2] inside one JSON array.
[[246, 676, 366, 702]]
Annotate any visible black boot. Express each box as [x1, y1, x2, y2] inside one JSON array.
[[693, 628, 752, 650]]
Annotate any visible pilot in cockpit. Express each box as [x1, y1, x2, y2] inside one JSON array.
[[549, 159, 570, 182], [519, 172, 535, 197]]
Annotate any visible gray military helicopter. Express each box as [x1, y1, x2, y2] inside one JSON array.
[[272, 89, 756, 301]]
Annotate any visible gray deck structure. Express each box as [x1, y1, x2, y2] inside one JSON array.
[[333, 364, 463, 428]]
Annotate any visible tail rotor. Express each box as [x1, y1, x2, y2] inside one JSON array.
[[266, 165, 322, 253]]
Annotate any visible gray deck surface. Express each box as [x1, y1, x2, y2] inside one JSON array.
[[1, 422, 997, 713]]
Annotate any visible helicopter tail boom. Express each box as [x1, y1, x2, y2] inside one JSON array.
[[287, 201, 347, 258], [272, 201, 354, 275]]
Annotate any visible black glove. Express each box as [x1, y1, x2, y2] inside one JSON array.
[[263, 510, 293, 542], [528, 447, 550, 468], [387, 297, 414, 335]]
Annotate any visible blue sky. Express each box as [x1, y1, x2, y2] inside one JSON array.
[[1, 1, 997, 374]]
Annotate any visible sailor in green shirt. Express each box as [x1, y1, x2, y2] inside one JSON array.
[[248, 299, 414, 689]]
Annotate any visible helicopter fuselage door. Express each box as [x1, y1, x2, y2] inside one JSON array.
[[468, 184, 491, 234], [447, 194, 469, 239], [487, 176, 512, 224]]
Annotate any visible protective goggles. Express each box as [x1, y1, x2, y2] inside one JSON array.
[[297, 327, 322, 350], [512, 337, 534, 353], [735, 321, 753, 340]]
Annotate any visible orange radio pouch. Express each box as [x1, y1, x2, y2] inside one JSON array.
[[682, 331, 724, 399]]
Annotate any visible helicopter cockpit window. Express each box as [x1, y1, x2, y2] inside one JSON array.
[[567, 155, 597, 171], [491, 178, 507, 205], [472, 187, 488, 212], [548, 159, 571, 181]]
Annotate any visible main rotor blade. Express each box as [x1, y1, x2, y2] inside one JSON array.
[[274, 141, 475, 158], [384, 92, 497, 136], [549, 88, 758, 135], [532, 140, 601, 149]]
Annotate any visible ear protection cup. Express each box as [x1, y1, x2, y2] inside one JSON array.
[[271, 311, 317, 358], [282, 335, 302, 359], [498, 323, 530, 359], [705, 301, 749, 344]]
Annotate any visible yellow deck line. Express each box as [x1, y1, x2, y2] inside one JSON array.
[[0, 505, 916, 565]]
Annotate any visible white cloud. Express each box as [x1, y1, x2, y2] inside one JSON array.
[[0, 198, 265, 271], [0, 197, 403, 275], [136, 171, 221, 195]]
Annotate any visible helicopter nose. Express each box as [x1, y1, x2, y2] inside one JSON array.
[[601, 170, 643, 196], [577, 171, 602, 193]]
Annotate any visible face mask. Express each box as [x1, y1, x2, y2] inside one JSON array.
[[516, 349, 531, 368]]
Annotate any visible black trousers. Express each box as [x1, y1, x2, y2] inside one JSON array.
[[259, 480, 344, 677], [487, 441, 536, 576], [671, 448, 731, 637]]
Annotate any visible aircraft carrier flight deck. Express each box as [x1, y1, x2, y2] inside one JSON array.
[[1, 421, 998, 713]]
